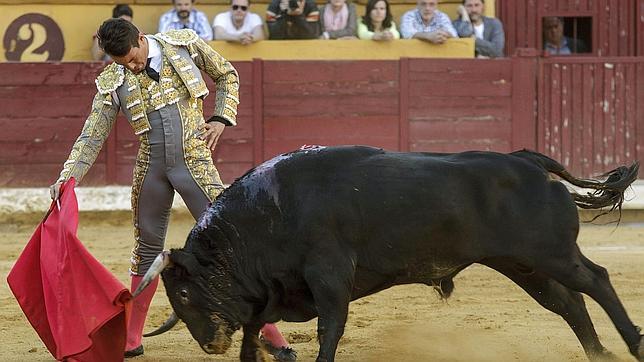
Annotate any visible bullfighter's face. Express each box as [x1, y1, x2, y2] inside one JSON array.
[[161, 251, 241, 354]]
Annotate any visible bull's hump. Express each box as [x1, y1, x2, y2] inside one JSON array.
[[241, 146, 327, 204]]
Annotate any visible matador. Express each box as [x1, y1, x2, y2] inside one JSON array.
[[50, 19, 296, 361]]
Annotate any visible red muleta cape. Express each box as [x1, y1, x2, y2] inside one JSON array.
[[7, 178, 132, 361]]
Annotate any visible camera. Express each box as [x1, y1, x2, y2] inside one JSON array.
[[288, 0, 299, 10]]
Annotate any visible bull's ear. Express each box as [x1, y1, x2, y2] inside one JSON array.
[[168, 249, 200, 276]]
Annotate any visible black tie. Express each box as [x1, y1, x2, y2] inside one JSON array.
[[145, 58, 159, 82]]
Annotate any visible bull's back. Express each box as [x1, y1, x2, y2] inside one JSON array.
[[276, 147, 578, 276]]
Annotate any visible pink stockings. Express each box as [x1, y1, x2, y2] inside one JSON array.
[[260, 323, 289, 348], [126, 275, 159, 351]]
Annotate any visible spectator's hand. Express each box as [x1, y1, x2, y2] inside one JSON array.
[[240, 33, 254, 45], [426, 31, 448, 44], [49, 181, 63, 201], [199, 122, 225, 150], [381, 31, 394, 41], [457, 5, 470, 22], [287, 0, 305, 16]]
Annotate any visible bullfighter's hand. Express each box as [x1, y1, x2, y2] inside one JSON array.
[[200, 122, 225, 151], [49, 181, 63, 201]]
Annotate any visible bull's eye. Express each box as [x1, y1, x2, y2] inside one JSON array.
[[179, 289, 189, 304]]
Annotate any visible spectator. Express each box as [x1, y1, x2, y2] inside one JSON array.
[[319, 0, 357, 39], [400, 0, 457, 43], [266, 0, 320, 39], [213, 0, 265, 44], [543, 16, 587, 55], [159, 0, 213, 41], [91, 4, 133, 61], [453, 0, 504, 58], [357, 0, 399, 41]]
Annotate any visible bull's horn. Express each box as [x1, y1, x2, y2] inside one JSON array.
[[143, 312, 179, 337], [132, 251, 171, 297]]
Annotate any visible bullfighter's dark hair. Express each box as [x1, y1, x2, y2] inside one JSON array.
[[97, 18, 140, 57], [362, 0, 393, 32]]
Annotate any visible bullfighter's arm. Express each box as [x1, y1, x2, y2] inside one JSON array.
[[187, 38, 240, 126], [57, 92, 119, 183]]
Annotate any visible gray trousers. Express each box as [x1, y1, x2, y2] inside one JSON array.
[[132, 104, 214, 274]]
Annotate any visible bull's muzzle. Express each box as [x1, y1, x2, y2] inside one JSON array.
[[132, 250, 172, 297], [200, 329, 233, 354]]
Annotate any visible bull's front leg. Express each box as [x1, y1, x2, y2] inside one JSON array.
[[304, 249, 356, 362], [240, 323, 269, 362]]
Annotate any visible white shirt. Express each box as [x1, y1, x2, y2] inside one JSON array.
[[112, 36, 161, 107], [213, 11, 263, 37], [473, 23, 484, 40], [146, 36, 162, 72]]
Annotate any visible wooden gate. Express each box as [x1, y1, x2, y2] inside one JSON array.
[[537, 57, 644, 176]]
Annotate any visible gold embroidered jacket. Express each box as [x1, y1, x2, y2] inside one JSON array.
[[57, 29, 239, 183]]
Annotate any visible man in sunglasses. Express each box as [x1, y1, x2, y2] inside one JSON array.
[[213, 0, 265, 44]]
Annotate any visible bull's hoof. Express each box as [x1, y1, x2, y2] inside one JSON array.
[[586, 347, 619, 362]]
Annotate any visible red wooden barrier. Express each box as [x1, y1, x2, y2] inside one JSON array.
[[497, 0, 643, 57], [1, 55, 643, 187], [538, 57, 644, 176]]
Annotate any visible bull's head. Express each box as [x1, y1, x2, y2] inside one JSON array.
[[133, 248, 244, 354]]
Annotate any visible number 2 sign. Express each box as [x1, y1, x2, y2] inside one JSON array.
[[3, 13, 65, 61]]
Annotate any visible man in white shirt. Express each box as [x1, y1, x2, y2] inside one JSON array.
[[213, 0, 265, 44], [159, 0, 214, 41]]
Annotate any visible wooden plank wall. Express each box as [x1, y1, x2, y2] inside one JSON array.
[[1, 56, 643, 187], [596, 0, 636, 56], [261, 61, 400, 160], [405, 59, 515, 153], [0, 63, 103, 187], [538, 57, 643, 176], [638, 0, 644, 56], [497, 0, 639, 57]]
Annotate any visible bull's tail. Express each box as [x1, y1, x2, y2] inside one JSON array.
[[511, 149, 639, 210]]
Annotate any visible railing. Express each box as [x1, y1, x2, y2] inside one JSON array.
[[0, 0, 486, 62]]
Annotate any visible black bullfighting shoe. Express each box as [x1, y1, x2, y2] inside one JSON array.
[[124, 345, 144, 358], [273, 347, 297, 362], [260, 336, 297, 361]]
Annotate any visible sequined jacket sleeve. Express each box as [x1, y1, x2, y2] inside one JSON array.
[[187, 38, 239, 126], [56, 92, 119, 183]]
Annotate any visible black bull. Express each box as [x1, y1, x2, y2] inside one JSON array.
[[134, 146, 643, 362]]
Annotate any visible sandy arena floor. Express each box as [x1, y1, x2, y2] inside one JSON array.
[[1, 211, 643, 362]]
